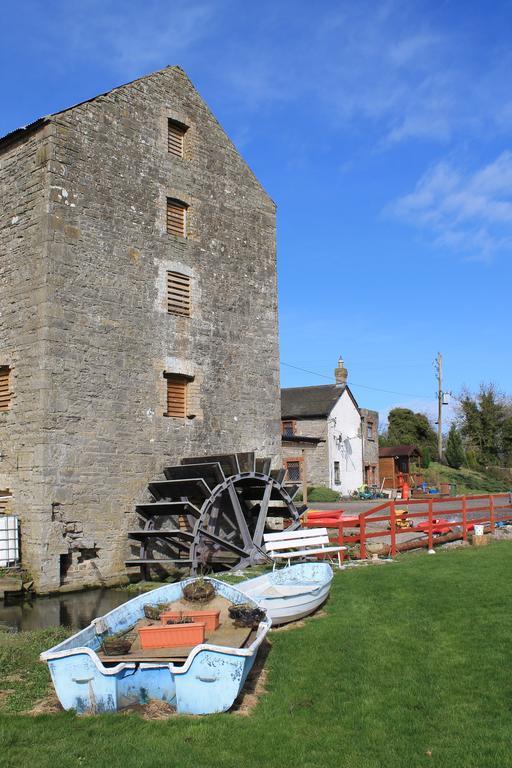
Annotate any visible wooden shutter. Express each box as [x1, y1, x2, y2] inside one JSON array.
[[167, 271, 191, 317], [0, 492, 11, 515], [168, 119, 187, 157], [166, 198, 187, 237], [165, 375, 188, 418], [0, 367, 11, 412]]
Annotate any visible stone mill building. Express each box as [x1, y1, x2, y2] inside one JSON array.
[[0, 66, 280, 593]]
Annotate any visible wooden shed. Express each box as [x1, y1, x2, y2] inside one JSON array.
[[378, 445, 422, 490]]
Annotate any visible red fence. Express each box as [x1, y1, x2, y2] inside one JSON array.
[[304, 493, 512, 561]]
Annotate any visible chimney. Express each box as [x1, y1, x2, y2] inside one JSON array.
[[334, 356, 348, 386]]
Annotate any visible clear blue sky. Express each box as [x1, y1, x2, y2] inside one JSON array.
[[2, 0, 511, 427]]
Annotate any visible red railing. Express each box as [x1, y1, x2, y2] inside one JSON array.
[[304, 493, 512, 561]]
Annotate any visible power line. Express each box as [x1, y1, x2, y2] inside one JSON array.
[[280, 361, 433, 399]]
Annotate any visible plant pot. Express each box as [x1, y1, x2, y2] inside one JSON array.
[[102, 637, 132, 656], [138, 622, 206, 649], [160, 610, 220, 632], [143, 603, 169, 620], [182, 579, 216, 604], [228, 603, 266, 627]]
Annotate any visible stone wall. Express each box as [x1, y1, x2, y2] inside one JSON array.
[[360, 408, 379, 485], [282, 418, 329, 487], [0, 124, 55, 586], [0, 67, 280, 592]]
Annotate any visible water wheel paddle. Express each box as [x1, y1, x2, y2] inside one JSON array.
[[127, 452, 304, 577]]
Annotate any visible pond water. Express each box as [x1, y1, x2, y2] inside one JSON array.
[[0, 588, 137, 632]]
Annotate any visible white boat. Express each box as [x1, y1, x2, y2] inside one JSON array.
[[237, 562, 333, 625]]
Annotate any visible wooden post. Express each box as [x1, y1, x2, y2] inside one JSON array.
[[301, 448, 308, 506], [338, 521, 345, 562], [427, 499, 434, 551], [436, 352, 443, 461], [462, 496, 467, 542], [359, 515, 366, 560], [390, 501, 397, 557], [489, 494, 495, 533]]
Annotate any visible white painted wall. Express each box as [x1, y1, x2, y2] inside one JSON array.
[[327, 390, 363, 495]]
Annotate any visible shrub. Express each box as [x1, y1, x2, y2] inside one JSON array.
[[445, 426, 466, 469]]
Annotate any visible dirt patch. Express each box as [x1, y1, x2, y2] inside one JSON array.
[[26, 691, 63, 716], [0, 689, 15, 705], [272, 608, 328, 633], [2, 673, 25, 684], [231, 638, 271, 716], [139, 699, 177, 720]]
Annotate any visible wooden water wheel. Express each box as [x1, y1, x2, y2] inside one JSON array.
[[127, 452, 304, 577]]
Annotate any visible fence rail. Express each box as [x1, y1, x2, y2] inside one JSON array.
[[304, 493, 512, 561]]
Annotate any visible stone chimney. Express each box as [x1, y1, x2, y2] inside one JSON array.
[[334, 356, 348, 386]]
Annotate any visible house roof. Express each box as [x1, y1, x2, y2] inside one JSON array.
[[281, 384, 359, 419], [379, 445, 422, 458]]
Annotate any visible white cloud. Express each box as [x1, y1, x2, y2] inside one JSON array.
[[23, 0, 512, 149], [386, 152, 512, 261], [218, 2, 512, 146]]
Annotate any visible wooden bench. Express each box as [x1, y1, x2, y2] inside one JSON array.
[[263, 528, 346, 568]]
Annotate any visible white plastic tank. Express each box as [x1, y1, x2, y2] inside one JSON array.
[[0, 514, 19, 567]]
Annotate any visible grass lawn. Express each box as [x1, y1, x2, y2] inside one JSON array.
[[1, 543, 512, 768]]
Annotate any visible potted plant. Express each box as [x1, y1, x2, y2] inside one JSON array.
[[228, 603, 266, 628], [102, 629, 134, 656], [138, 618, 206, 649], [182, 577, 216, 604], [143, 602, 170, 620], [160, 609, 220, 632]]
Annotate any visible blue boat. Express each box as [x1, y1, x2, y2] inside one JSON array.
[[41, 577, 270, 715], [238, 563, 333, 625]]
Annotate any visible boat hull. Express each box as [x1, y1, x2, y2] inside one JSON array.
[[41, 578, 270, 715], [237, 563, 333, 625]]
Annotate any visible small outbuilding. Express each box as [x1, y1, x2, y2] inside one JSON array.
[[378, 445, 422, 490]]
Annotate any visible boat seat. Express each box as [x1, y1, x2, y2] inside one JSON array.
[[249, 584, 315, 598]]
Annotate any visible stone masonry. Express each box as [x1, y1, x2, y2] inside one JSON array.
[[282, 420, 329, 487], [0, 67, 280, 593], [360, 408, 380, 485]]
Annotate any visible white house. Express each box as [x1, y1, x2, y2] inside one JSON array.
[[281, 358, 378, 495]]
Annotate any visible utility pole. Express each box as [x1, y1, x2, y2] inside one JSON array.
[[435, 352, 443, 460]]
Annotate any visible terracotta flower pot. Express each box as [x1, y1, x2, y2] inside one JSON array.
[[138, 622, 206, 649], [160, 610, 220, 632]]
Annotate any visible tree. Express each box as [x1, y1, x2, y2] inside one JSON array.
[[421, 447, 431, 469], [458, 384, 512, 467], [386, 408, 438, 459], [445, 425, 465, 469]]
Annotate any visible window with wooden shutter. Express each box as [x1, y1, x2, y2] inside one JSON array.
[[164, 374, 189, 418], [0, 367, 11, 412], [166, 198, 187, 237], [168, 119, 187, 157], [167, 271, 191, 317]]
